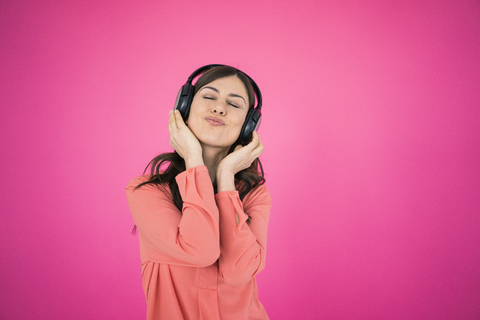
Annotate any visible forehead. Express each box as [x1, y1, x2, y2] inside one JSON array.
[[202, 76, 248, 96]]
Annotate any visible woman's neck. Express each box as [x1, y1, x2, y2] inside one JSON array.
[[201, 145, 229, 183]]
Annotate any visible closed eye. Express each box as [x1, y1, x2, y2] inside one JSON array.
[[229, 102, 239, 108], [203, 96, 214, 100]]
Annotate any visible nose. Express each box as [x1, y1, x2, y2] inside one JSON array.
[[212, 101, 226, 115]]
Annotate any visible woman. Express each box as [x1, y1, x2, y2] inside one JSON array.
[[126, 65, 271, 320]]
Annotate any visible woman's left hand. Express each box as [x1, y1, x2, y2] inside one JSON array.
[[217, 131, 264, 176]]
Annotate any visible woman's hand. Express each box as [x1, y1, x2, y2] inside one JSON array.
[[216, 131, 264, 192], [168, 110, 204, 169], [219, 131, 264, 175]]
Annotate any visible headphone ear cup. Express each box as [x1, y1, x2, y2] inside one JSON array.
[[238, 108, 262, 145], [174, 83, 195, 122]]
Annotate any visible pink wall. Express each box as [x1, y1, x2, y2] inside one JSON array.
[[1, 0, 479, 319]]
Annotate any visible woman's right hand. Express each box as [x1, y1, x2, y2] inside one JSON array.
[[168, 110, 204, 169]]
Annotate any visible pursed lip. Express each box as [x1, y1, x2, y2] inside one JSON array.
[[205, 117, 225, 126]]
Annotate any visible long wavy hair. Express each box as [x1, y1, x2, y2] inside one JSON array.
[[133, 66, 265, 232]]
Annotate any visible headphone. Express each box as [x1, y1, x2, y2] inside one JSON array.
[[174, 64, 262, 146]]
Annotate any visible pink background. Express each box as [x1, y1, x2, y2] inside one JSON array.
[[1, 1, 479, 319]]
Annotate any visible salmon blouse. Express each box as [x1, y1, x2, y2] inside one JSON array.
[[125, 165, 271, 320]]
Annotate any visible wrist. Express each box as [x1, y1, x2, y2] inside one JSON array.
[[216, 166, 235, 192], [185, 156, 204, 170], [216, 162, 234, 175]]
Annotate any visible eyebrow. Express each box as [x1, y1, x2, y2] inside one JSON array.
[[202, 86, 246, 105]]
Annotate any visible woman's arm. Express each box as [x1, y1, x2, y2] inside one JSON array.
[[126, 110, 220, 266], [215, 132, 270, 286], [126, 166, 220, 267], [215, 185, 271, 286]]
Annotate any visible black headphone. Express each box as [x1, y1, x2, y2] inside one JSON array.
[[174, 64, 262, 146]]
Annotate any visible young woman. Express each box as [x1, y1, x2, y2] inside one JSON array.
[[126, 65, 271, 320]]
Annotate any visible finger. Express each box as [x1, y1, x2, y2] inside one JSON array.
[[234, 144, 243, 152], [169, 110, 177, 132], [253, 140, 263, 154], [253, 131, 262, 146], [253, 146, 264, 159], [168, 112, 177, 148], [252, 134, 264, 155], [246, 131, 260, 149], [174, 110, 187, 128], [251, 146, 263, 160]]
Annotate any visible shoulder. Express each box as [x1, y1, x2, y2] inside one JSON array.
[[125, 174, 160, 193], [243, 184, 271, 209]]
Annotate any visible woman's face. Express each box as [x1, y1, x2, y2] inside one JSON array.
[[188, 75, 249, 150]]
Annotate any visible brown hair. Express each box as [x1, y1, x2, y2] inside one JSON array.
[[133, 66, 264, 231]]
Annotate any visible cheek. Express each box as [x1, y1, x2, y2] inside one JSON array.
[[189, 96, 205, 114], [186, 101, 203, 126], [233, 111, 248, 128]]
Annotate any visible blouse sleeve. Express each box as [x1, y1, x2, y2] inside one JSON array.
[[215, 184, 271, 286], [125, 166, 220, 267]]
